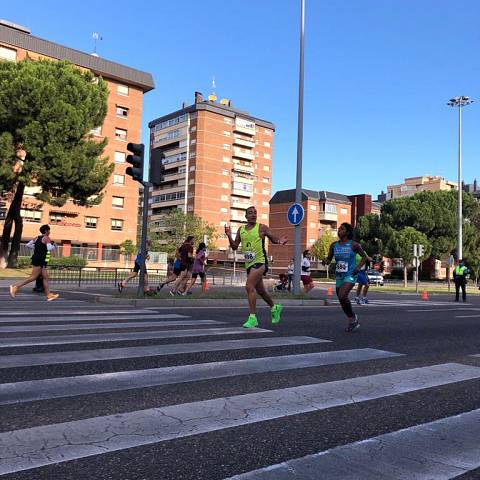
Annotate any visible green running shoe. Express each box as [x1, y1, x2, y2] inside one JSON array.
[[243, 314, 258, 328], [271, 304, 283, 324]]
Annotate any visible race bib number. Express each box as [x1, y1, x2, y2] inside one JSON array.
[[244, 251, 256, 262], [336, 261, 348, 273]]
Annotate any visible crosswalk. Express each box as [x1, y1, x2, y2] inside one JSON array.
[[1, 292, 480, 478]]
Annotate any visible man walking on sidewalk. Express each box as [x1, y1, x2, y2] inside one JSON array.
[[225, 206, 287, 328], [453, 259, 469, 302]]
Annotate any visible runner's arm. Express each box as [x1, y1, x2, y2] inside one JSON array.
[[225, 225, 241, 250], [26, 239, 35, 249], [352, 242, 368, 273], [261, 224, 288, 245]]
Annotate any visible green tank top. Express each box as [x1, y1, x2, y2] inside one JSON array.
[[240, 223, 266, 269]]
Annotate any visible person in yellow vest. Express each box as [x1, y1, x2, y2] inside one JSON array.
[[225, 206, 288, 328], [453, 259, 469, 302]]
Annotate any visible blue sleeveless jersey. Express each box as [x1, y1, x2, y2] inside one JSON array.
[[333, 241, 356, 278]]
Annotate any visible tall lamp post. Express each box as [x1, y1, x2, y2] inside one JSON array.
[[447, 96, 473, 261]]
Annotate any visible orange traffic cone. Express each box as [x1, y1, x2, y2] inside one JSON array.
[[327, 287, 333, 297], [421, 289, 428, 301], [203, 279, 209, 292]]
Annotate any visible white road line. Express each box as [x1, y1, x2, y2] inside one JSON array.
[[0, 336, 329, 369], [0, 327, 272, 347], [455, 315, 480, 318], [0, 363, 477, 475], [0, 320, 223, 333], [0, 349, 403, 405], [0, 314, 190, 323], [0, 309, 165, 316], [227, 409, 480, 479], [408, 308, 480, 313]]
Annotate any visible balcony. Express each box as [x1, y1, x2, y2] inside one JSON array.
[[232, 147, 255, 161], [232, 163, 254, 174], [231, 211, 246, 222], [234, 118, 256, 136], [232, 188, 253, 198], [231, 198, 251, 210], [319, 211, 338, 222], [233, 137, 255, 148]]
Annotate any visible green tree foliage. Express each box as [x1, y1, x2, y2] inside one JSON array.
[[311, 229, 337, 260], [119, 239, 136, 260], [0, 59, 112, 266], [385, 227, 431, 265], [354, 213, 386, 256], [151, 210, 218, 258]]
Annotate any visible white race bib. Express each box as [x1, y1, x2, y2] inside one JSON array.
[[336, 261, 348, 273], [244, 251, 256, 262]]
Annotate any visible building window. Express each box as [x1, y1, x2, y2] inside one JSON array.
[[0, 46, 17, 61], [190, 126, 196, 133], [341, 207, 348, 214], [90, 126, 102, 136], [220, 207, 228, 213], [224, 117, 233, 125], [264, 128, 272, 135], [115, 128, 127, 141], [264, 141, 271, 147], [20, 209, 41, 223], [261, 214, 268, 219], [223, 156, 231, 163], [264, 153, 271, 159], [189, 152, 196, 159], [262, 177, 270, 183], [263, 165, 270, 171], [233, 182, 253, 193], [153, 114, 188, 132], [85, 217, 98, 229], [116, 106, 129, 118], [223, 131, 231, 137], [112, 196, 124, 208], [310, 205, 317, 211], [117, 84, 129, 96], [223, 143, 230, 150], [221, 195, 229, 201], [222, 182, 229, 188], [114, 151, 126, 163], [113, 174, 125, 185], [190, 139, 196, 145], [111, 219, 124, 231], [262, 201, 269, 207], [49, 213, 63, 224], [262, 189, 270, 195], [324, 203, 337, 214], [222, 169, 229, 175]]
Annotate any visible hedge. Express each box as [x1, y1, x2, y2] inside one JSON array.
[[16, 256, 88, 268]]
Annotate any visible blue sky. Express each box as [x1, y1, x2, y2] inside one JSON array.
[[3, 0, 479, 198]]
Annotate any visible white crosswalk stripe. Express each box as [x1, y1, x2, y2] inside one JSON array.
[[1, 296, 480, 478]]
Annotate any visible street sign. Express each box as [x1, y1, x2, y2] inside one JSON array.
[[287, 203, 304, 226], [447, 255, 454, 266]]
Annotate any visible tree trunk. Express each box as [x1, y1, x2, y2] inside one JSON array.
[[1, 182, 25, 268], [403, 265, 408, 288]]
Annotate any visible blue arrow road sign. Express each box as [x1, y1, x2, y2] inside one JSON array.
[[287, 203, 305, 226]]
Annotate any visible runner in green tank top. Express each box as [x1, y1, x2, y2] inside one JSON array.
[[225, 206, 288, 328]]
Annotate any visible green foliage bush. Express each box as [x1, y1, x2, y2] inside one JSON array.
[[16, 256, 87, 268]]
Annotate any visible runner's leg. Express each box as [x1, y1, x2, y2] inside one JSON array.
[[14, 266, 42, 290], [246, 266, 265, 314], [337, 281, 356, 319]]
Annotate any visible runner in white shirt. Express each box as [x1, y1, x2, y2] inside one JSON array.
[[301, 250, 314, 293]]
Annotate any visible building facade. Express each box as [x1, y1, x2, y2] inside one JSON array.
[[0, 19, 154, 265], [269, 189, 352, 269], [384, 175, 457, 200], [148, 92, 275, 251]]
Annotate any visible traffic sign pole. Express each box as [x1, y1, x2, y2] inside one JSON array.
[[294, 0, 305, 296]]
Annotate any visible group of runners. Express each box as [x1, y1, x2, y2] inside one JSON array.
[[7, 208, 368, 332], [225, 206, 369, 332]]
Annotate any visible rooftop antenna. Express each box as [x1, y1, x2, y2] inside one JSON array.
[[92, 32, 102, 56], [208, 76, 217, 102]]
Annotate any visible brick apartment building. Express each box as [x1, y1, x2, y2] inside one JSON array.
[[148, 92, 275, 251], [0, 20, 154, 265]]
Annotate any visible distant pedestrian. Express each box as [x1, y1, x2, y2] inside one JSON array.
[[453, 259, 469, 302], [183, 242, 208, 295], [118, 240, 151, 293], [301, 250, 314, 293], [10, 224, 59, 301], [355, 253, 371, 304], [170, 236, 195, 295], [225, 206, 287, 328], [287, 258, 294, 291]]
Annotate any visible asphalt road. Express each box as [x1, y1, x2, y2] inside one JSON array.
[[1, 288, 480, 479]]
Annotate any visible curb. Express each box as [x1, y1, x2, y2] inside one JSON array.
[[95, 296, 332, 308]]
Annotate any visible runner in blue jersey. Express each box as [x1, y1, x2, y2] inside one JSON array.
[[324, 222, 368, 332]]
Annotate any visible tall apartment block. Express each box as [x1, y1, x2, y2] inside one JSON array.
[[148, 92, 275, 251], [0, 20, 154, 265]]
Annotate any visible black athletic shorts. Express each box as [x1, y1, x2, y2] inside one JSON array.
[[192, 272, 205, 280], [173, 267, 182, 276], [133, 262, 141, 273], [246, 263, 268, 276], [31, 256, 47, 268]]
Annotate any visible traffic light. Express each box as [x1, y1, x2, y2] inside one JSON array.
[[0, 200, 6, 220], [125, 143, 145, 183], [412, 244, 418, 257], [149, 147, 165, 186], [418, 244, 424, 257]]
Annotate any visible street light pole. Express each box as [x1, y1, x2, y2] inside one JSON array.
[[293, 0, 305, 295], [447, 96, 473, 261]]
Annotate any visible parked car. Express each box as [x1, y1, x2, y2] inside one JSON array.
[[367, 269, 384, 286]]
